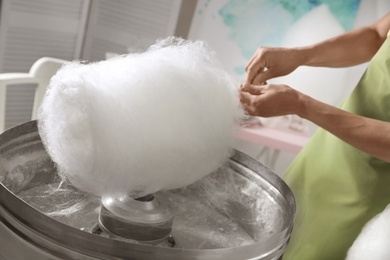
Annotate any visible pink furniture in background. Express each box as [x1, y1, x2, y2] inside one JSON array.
[[239, 125, 310, 154], [238, 118, 312, 155]]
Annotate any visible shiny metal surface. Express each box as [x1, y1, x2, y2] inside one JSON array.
[[0, 121, 295, 260], [99, 193, 175, 241]]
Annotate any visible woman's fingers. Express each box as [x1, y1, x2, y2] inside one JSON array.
[[241, 83, 266, 95], [252, 69, 272, 85], [239, 87, 261, 116], [239, 89, 252, 104], [240, 98, 256, 115], [246, 65, 266, 83]]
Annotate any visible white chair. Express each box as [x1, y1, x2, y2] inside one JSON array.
[[0, 57, 67, 132]]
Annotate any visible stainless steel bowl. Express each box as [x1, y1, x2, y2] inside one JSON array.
[[0, 121, 295, 260]]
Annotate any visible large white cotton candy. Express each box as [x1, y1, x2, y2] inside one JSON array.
[[346, 204, 390, 260], [38, 37, 239, 198]]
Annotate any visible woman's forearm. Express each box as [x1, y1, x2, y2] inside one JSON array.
[[295, 12, 390, 68], [295, 26, 384, 68], [298, 94, 390, 162]]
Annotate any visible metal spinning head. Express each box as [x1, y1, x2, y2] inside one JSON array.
[[98, 193, 175, 243]]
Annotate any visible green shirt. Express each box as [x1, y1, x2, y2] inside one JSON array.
[[282, 35, 390, 260]]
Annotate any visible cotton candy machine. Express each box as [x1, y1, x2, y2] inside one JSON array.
[[0, 121, 295, 260]]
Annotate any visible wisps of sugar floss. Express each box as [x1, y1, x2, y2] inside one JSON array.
[[346, 204, 390, 260], [38, 37, 240, 198]]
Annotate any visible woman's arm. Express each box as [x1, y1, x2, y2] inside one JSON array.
[[240, 83, 390, 162], [246, 12, 390, 84], [301, 12, 390, 67], [299, 94, 390, 162]]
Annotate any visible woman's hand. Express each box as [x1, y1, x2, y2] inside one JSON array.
[[239, 83, 305, 117], [245, 47, 303, 84]]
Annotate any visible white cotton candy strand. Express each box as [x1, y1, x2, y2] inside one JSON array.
[[38, 37, 240, 198], [346, 204, 390, 260]]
